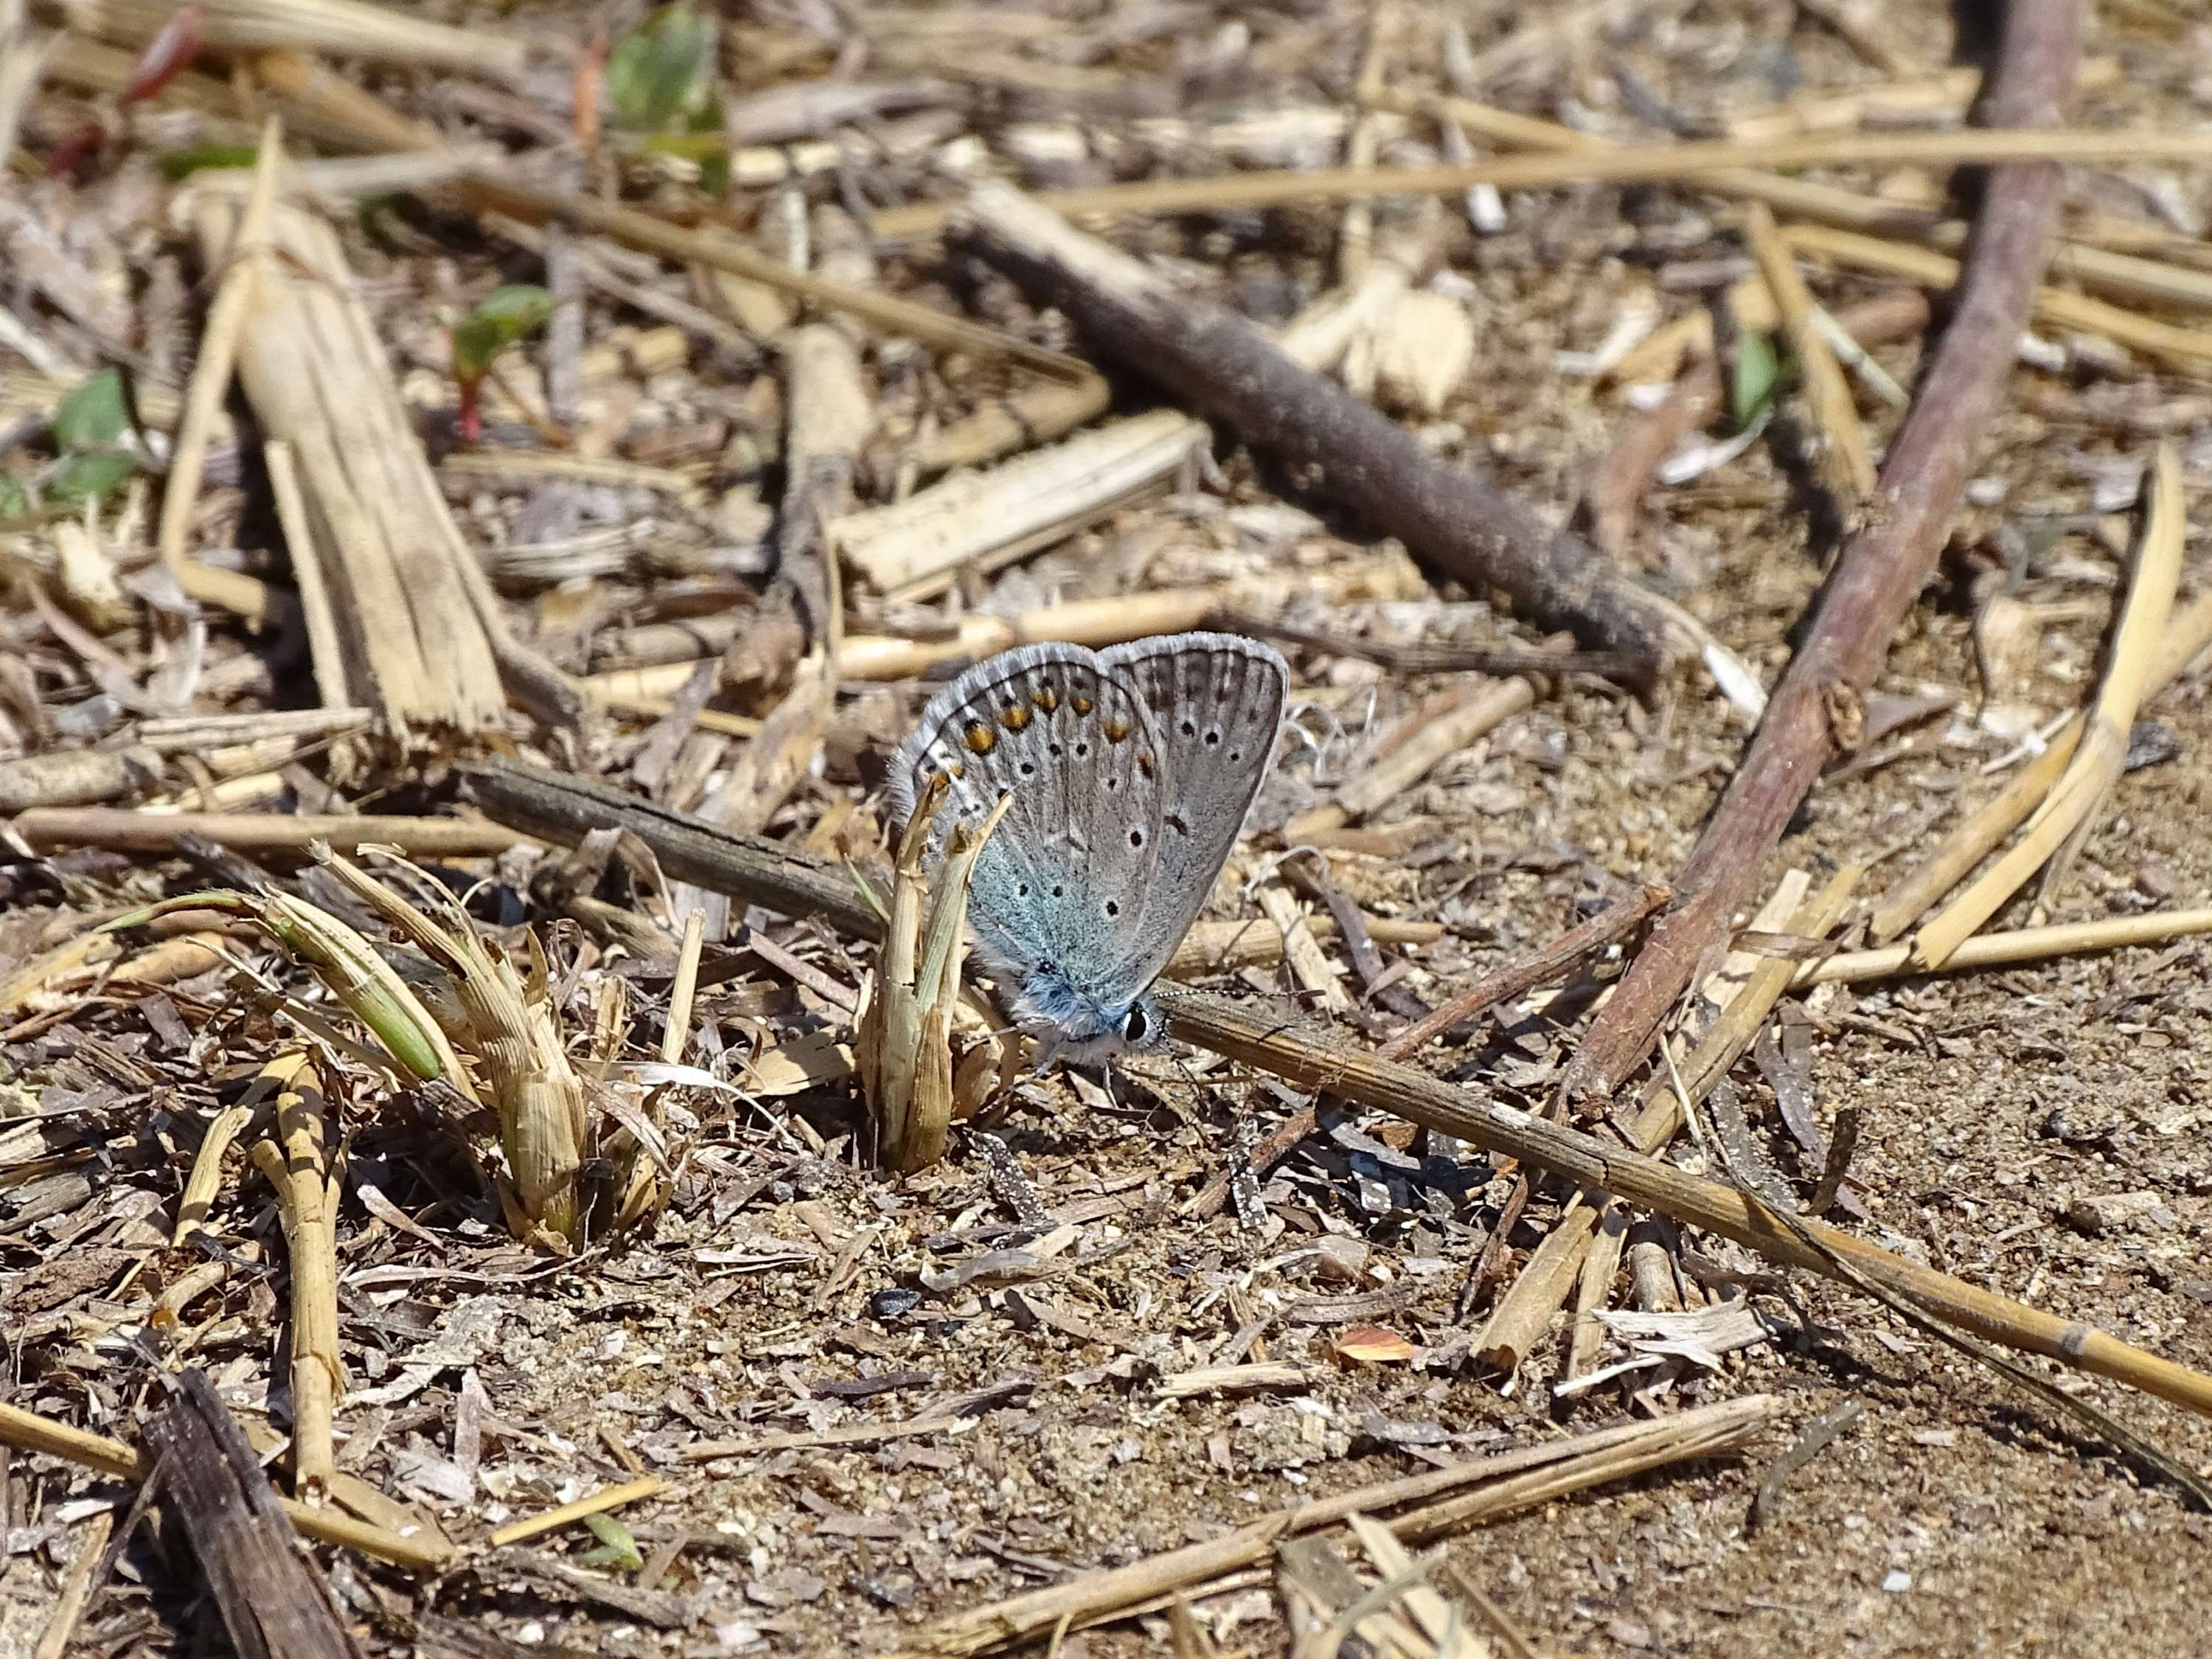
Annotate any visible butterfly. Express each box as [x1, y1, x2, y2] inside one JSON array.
[[888, 631, 1289, 1066]]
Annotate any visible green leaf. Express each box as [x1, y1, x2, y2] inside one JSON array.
[[159, 143, 259, 180], [451, 284, 554, 386], [49, 451, 139, 507], [1731, 331, 1781, 432], [577, 1513, 644, 1571], [52, 369, 132, 453], [606, 1, 717, 133], [0, 473, 29, 517]]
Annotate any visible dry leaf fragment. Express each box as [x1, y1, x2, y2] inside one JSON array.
[[1335, 1325, 1416, 1364]]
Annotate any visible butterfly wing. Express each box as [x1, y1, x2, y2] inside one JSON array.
[[888, 643, 1167, 999], [1098, 631, 1289, 985]]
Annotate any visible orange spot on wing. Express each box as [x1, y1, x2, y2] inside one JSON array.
[[964, 722, 997, 754]]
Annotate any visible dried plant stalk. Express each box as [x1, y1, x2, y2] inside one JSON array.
[[159, 116, 287, 624], [858, 783, 1011, 1172], [0, 1400, 448, 1571], [246, 1051, 341, 1504], [1743, 202, 1877, 503], [1912, 445, 2183, 967], [905, 1397, 1773, 1656], [1868, 582, 2212, 940], [173, 1100, 255, 1245], [1785, 223, 2212, 372], [1473, 871, 1854, 1372], [317, 849, 591, 1246], [873, 124, 2212, 240]]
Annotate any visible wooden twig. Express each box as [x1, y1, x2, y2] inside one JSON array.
[[144, 1368, 369, 1658], [1562, 0, 2081, 1102], [870, 122, 2212, 240], [247, 1052, 341, 1504], [1742, 202, 1877, 504], [899, 1398, 1773, 1657], [1911, 445, 2183, 964], [459, 763, 2212, 1424], [1379, 884, 1669, 1058], [956, 183, 1666, 675]]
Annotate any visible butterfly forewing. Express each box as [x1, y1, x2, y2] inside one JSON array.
[[1099, 632, 1289, 982], [888, 643, 1167, 990]]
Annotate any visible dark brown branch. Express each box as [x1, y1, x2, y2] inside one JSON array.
[[957, 183, 1665, 684], [1561, 0, 2081, 1102], [143, 1368, 366, 1659]]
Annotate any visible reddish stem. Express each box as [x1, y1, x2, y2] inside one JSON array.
[[1562, 0, 2081, 1103]]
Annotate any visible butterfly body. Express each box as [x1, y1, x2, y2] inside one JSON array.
[[888, 631, 1289, 1065]]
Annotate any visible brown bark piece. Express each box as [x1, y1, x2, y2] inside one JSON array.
[[142, 1368, 366, 1659]]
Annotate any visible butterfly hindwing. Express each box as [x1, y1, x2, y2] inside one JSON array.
[[1098, 632, 1289, 986]]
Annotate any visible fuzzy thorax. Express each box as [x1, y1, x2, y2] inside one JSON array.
[[1009, 967, 1166, 1069]]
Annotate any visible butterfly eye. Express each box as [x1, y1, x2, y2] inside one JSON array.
[[1121, 1004, 1150, 1044]]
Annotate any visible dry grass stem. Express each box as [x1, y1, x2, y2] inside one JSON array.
[[159, 119, 288, 625], [1809, 905, 2212, 986], [65, 0, 532, 73], [246, 1051, 341, 1504], [488, 1475, 666, 1549], [1470, 870, 1855, 1372], [872, 125, 2212, 239], [9, 808, 524, 855], [1785, 224, 2212, 372], [1913, 445, 2184, 967], [0, 1400, 450, 1570], [902, 1397, 1773, 1657], [1742, 202, 1877, 502], [1867, 584, 2212, 939]]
